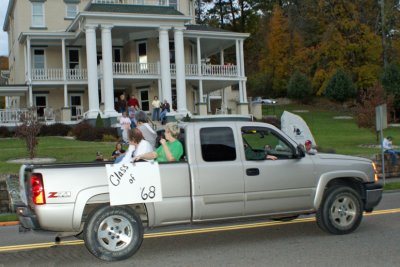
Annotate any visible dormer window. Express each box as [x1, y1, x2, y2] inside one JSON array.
[[66, 4, 78, 19], [169, 0, 178, 10]]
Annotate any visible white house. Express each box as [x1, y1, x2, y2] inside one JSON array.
[[1, 0, 250, 124]]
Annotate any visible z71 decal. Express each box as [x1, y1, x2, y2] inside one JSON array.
[[48, 192, 71, 198]]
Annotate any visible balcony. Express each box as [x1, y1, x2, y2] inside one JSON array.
[[30, 63, 238, 81], [92, 0, 171, 6], [31, 69, 88, 81]]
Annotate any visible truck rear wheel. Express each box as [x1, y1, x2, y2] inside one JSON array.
[[83, 205, 143, 261], [316, 185, 363, 235]]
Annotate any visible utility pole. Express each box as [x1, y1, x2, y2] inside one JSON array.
[[381, 0, 388, 68]]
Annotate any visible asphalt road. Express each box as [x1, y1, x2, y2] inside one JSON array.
[[0, 192, 399, 267]]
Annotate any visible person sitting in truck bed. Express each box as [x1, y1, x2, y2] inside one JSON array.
[[115, 128, 153, 163], [133, 122, 183, 162]]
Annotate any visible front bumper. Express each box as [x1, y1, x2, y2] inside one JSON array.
[[363, 183, 383, 212], [15, 202, 41, 230]]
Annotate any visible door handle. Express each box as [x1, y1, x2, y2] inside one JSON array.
[[246, 168, 259, 176]]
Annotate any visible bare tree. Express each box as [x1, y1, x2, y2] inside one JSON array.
[[15, 108, 42, 159]]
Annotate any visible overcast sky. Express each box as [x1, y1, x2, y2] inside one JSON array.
[[0, 0, 10, 56]]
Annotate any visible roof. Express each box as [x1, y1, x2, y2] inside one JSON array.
[[86, 3, 184, 16], [185, 24, 232, 33]]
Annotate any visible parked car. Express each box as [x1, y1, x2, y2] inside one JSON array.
[[252, 96, 277, 104]]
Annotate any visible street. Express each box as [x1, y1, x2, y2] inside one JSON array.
[[0, 192, 399, 267]]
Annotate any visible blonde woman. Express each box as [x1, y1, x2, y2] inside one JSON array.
[[133, 122, 183, 162]]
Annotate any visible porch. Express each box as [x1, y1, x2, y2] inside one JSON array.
[[0, 106, 84, 125]]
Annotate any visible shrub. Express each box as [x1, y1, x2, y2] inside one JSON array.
[[95, 113, 104, 128], [287, 71, 312, 103], [355, 83, 392, 132], [97, 127, 119, 140], [40, 123, 72, 136], [0, 126, 12, 138], [102, 134, 119, 142], [261, 116, 281, 129], [72, 122, 119, 141], [72, 122, 98, 141], [325, 69, 356, 102]]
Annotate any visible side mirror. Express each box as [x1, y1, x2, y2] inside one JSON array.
[[295, 144, 306, 158]]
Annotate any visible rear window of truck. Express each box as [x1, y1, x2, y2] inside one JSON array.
[[200, 127, 236, 162]]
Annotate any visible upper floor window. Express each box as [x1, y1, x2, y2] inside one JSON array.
[[32, 2, 45, 27], [65, 4, 78, 19], [169, 0, 178, 10]]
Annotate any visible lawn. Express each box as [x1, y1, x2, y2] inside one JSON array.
[[263, 101, 399, 157], [0, 101, 399, 175], [0, 137, 118, 174]]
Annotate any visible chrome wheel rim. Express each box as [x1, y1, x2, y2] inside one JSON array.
[[330, 194, 357, 229], [97, 215, 133, 251]]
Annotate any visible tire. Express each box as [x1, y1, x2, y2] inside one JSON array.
[[83, 205, 144, 261], [316, 185, 363, 235]]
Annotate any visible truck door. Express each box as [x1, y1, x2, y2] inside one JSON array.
[[241, 126, 316, 215], [191, 124, 245, 221]]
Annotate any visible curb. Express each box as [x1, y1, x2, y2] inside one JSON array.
[[0, 221, 19, 227]]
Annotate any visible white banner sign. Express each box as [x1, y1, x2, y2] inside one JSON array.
[[106, 161, 162, 206]]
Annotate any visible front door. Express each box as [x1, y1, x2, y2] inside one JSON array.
[[139, 88, 149, 111], [34, 95, 47, 118], [70, 94, 82, 119], [241, 126, 316, 215]]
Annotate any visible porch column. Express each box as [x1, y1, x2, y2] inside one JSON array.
[[62, 38, 68, 107], [101, 25, 118, 117], [196, 37, 206, 115], [174, 27, 187, 113], [27, 37, 33, 107], [239, 39, 247, 102], [236, 39, 244, 103], [158, 26, 172, 106], [85, 25, 100, 118]]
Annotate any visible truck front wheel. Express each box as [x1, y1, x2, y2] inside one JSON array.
[[316, 185, 363, 235], [83, 205, 143, 261]]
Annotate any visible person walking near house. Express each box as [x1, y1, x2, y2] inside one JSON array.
[[159, 99, 170, 125], [383, 136, 400, 165], [119, 112, 131, 144], [128, 94, 140, 110], [152, 96, 161, 122], [118, 94, 127, 113]]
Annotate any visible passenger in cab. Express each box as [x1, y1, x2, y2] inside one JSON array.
[[133, 122, 183, 162]]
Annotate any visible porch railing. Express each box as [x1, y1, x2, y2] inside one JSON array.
[[30, 63, 238, 81], [202, 64, 238, 77], [92, 0, 170, 6], [113, 62, 159, 75], [0, 109, 31, 123], [31, 68, 88, 81]]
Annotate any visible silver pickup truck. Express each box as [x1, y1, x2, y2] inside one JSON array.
[[16, 121, 383, 261]]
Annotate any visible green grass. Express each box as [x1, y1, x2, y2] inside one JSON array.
[[383, 182, 400, 191], [263, 102, 400, 157], [0, 137, 118, 174], [0, 213, 18, 222]]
